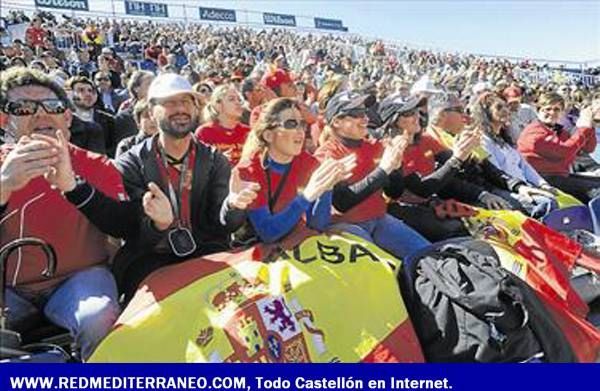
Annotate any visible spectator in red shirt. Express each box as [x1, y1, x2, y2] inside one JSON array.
[[196, 84, 250, 165], [379, 95, 480, 241], [0, 68, 123, 360], [237, 97, 353, 246], [241, 78, 276, 110], [314, 91, 430, 261], [517, 92, 600, 203], [25, 16, 47, 49]]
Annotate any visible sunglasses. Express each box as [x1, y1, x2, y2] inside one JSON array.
[[276, 119, 307, 131], [2, 99, 68, 116], [399, 109, 418, 117], [444, 107, 464, 114], [340, 108, 367, 119]]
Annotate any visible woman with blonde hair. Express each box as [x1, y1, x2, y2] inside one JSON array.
[[236, 97, 355, 245], [309, 75, 349, 150], [195, 84, 249, 165]]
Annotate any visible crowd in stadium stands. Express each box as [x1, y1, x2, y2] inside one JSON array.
[[1, 11, 600, 361]]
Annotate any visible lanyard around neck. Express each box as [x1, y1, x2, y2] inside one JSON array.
[[265, 159, 292, 214], [157, 140, 193, 226]]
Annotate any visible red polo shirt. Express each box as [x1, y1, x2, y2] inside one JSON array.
[[0, 144, 127, 292]]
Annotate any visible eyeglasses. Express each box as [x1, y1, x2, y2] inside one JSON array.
[[275, 119, 307, 131], [95, 77, 110, 82], [399, 109, 418, 117], [159, 97, 196, 109], [339, 108, 367, 119], [541, 106, 562, 113], [2, 99, 68, 116], [444, 107, 464, 114]]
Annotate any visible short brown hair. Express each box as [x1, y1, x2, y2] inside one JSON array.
[[0, 67, 70, 108], [65, 75, 95, 91], [537, 92, 565, 109]]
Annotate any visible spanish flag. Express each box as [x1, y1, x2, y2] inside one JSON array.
[[465, 208, 600, 362], [90, 234, 424, 363]]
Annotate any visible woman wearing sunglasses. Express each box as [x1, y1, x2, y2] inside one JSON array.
[[196, 84, 249, 166], [378, 94, 481, 241], [314, 91, 431, 262], [237, 98, 355, 245]]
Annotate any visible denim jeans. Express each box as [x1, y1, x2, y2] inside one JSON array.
[[332, 214, 431, 264], [5, 266, 120, 360]]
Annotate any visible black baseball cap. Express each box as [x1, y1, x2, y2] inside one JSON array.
[[378, 94, 424, 124], [325, 91, 375, 123]]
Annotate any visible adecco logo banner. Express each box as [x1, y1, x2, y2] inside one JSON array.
[[34, 0, 89, 11], [263, 13, 296, 27], [199, 7, 236, 22]]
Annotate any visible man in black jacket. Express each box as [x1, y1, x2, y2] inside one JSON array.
[[66, 76, 128, 157], [53, 74, 260, 301]]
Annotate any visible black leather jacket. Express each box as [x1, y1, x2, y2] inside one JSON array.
[[65, 134, 245, 299]]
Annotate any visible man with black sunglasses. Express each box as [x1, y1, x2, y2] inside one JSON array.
[[0, 67, 127, 360], [94, 71, 126, 115]]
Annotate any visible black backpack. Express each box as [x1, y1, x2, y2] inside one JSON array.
[[400, 239, 576, 362]]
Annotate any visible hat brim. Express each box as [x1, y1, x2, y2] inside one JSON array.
[[326, 93, 374, 123], [149, 89, 202, 102], [342, 94, 372, 112], [379, 96, 423, 123], [413, 88, 443, 95]]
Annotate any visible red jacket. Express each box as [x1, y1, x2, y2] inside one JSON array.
[[517, 120, 596, 176], [0, 144, 127, 292]]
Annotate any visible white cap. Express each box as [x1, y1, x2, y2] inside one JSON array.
[[472, 81, 492, 95], [410, 75, 442, 95], [147, 73, 199, 101]]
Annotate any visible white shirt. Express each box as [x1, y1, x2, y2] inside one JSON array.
[[508, 104, 537, 144], [483, 134, 546, 187]]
